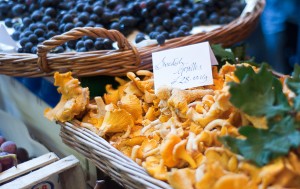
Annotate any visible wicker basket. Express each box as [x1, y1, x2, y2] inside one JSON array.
[[59, 120, 172, 189], [0, 0, 265, 77]]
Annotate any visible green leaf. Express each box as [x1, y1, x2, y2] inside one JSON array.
[[286, 64, 300, 111], [211, 44, 236, 64], [219, 116, 300, 166], [228, 64, 291, 118]]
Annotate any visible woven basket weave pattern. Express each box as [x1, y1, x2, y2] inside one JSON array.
[[59, 121, 172, 189], [0, 0, 265, 77]]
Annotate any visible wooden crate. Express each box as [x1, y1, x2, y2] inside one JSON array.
[[0, 152, 86, 189]]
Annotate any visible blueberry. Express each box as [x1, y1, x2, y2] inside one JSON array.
[[29, 23, 38, 31], [11, 31, 20, 41], [196, 10, 207, 20], [173, 16, 183, 27], [192, 18, 201, 26], [64, 23, 74, 32], [76, 40, 84, 50], [161, 31, 169, 39], [78, 12, 89, 24], [163, 19, 172, 30], [36, 23, 47, 31], [94, 40, 104, 50], [34, 28, 45, 38], [75, 22, 84, 28], [84, 4, 93, 13], [135, 35, 145, 43], [17, 48, 24, 53], [110, 22, 120, 30], [153, 16, 162, 26], [179, 25, 189, 32], [93, 6, 103, 16], [156, 3, 167, 13], [149, 31, 159, 39], [107, 0, 117, 9], [61, 14, 73, 23], [12, 4, 25, 17], [209, 13, 219, 24], [45, 7, 56, 18], [84, 39, 94, 50], [118, 8, 129, 16], [42, 16, 52, 23], [67, 40, 77, 49], [76, 3, 85, 12], [28, 34, 38, 44], [103, 39, 113, 49], [53, 46, 64, 53], [38, 37, 46, 43], [156, 34, 165, 45], [4, 18, 13, 28], [77, 47, 87, 52], [31, 46, 37, 54], [20, 38, 29, 47], [31, 10, 43, 22], [85, 21, 95, 27], [22, 17, 32, 27], [24, 42, 33, 53], [155, 26, 164, 33], [59, 24, 65, 32], [46, 31, 56, 39], [229, 7, 240, 17], [23, 30, 33, 37], [90, 14, 99, 22], [47, 21, 58, 31]]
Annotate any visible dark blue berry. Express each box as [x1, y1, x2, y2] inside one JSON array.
[[93, 6, 103, 16], [67, 40, 77, 49], [31, 46, 37, 54], [84, 39, 94, 50], [24, 42, 33, 53], [103, 39, 113, 49], [29, 23, 37, 31], [94, 40, 104, 50], [173, 16, 183, 27], [42, 16, 52, 23], [75, 22, 84, 28], [31, 10, 43, 22], [135, 35, 145, 43], [47, 31, 56, 39], [156, 34, 165, 45], [45, 7, 56, 18], [17, 48, 24, 53], [149, 31, 159, 39], [110, 22, 120, 30], [78, 12, 89, 24], [20, 38, 29, 47], [38, 37, 46, 43], [53, 46, 64, 53], [84, 4, 93, 13], [4, 18, 13, 28], [12, 4, 25, 17], [64, 23, 74, 32], [61, 14, 73, 23], [78, 47, 87, 52], [11, 31, 20, 41], [22, 17, 32, 27], [229, 7, 240, 17], [29, 34, 38, 44], [76, 41, 84, 50], [47, 21, 58, 31]]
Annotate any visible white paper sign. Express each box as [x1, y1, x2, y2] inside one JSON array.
[[0, 24, 20, 48], [152, 42, 218, 93]]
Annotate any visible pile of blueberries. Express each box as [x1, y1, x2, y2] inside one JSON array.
[[0, 0, 245, 54]]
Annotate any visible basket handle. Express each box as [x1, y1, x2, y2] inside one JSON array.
[[37, 27, 141, 73]]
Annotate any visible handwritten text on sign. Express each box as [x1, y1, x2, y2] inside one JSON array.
[[152, 42, 218, 93]]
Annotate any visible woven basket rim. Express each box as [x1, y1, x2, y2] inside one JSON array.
[[0, 0, 265, 78]]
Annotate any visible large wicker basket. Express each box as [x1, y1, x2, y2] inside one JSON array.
[[0, 0, 265, 77], [59, 120, 172, 189]]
